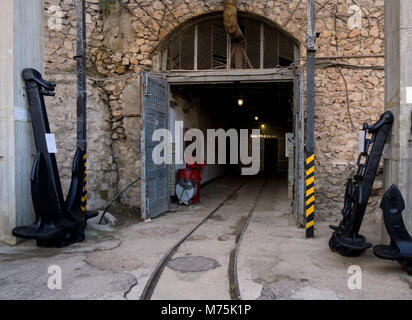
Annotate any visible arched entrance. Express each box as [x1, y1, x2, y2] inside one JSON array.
[[156, 12, 297, 71], [141, 12, 305, 224]]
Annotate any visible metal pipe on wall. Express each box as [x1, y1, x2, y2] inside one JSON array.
[[75, 0, 87, 152], [305, 0, 316, 239]]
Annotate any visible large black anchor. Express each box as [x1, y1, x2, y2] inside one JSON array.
[[374, 185, 412, 275], [329, 111, 394, 257], [12, 69, 97, 248]]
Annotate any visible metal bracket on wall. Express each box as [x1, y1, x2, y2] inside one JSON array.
[[145, 74, 152, 96]]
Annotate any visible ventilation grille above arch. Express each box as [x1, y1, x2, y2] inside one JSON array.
[[162, 15, 296, 71]]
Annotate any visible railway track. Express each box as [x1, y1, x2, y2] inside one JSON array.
[[140, 177, 268, 300]]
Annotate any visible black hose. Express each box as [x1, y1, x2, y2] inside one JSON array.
[[99, 177, 141, 224]]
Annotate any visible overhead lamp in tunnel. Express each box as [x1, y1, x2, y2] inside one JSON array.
[[237, 95, 244, 107]]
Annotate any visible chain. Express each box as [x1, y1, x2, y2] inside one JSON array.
[[354, 133, 376, 186]]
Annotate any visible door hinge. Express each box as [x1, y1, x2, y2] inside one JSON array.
[[144, 74, 152, 96]]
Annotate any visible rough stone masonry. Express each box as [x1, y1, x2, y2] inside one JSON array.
[[42, 0, 385, 221]]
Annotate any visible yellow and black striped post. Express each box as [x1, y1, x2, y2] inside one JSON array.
[[305, 0, 316, 238], [305, 154, 315, 238], [81, 153, 87, 212]]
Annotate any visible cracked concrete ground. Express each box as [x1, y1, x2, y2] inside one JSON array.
[[0, 177, 245, 300], [151, 178, 266, 300], [0, 176, 411, 300], [237, 177, 412, 300]]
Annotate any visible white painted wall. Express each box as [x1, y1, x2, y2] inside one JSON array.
[[170, 90, 228, 185], [0, 0, 43, 244]]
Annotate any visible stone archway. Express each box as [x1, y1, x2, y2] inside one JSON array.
[[149, 11, 301, 73], [90, 2, 307, 210]]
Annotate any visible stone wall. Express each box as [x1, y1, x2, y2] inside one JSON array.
[[314, 1, 385, 221], [43, 0, 385, 220], [44, 71, 118, 209]]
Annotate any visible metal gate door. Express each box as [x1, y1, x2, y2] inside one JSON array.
[[141, 71, 170, 219], [293, 67, 305, 227]]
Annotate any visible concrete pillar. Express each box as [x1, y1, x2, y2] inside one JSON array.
[[384, 0, 412, 239], [0, 0, 43, 244]]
